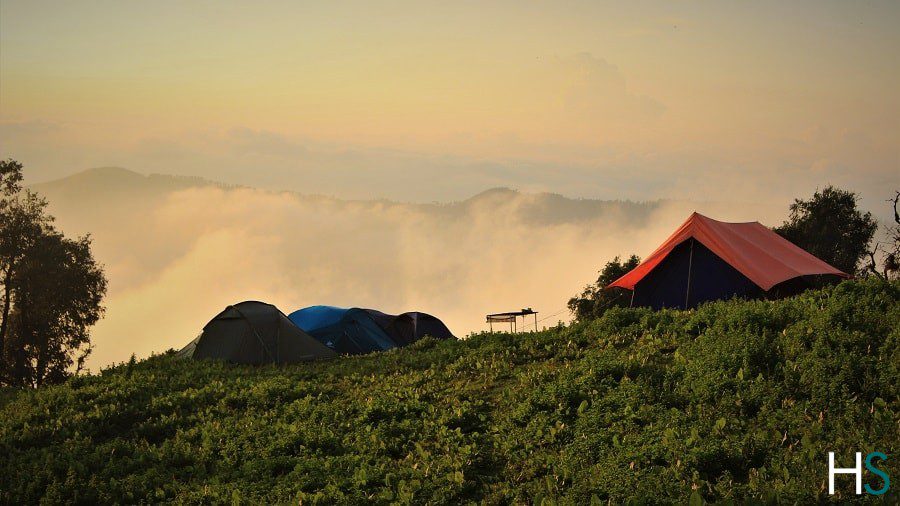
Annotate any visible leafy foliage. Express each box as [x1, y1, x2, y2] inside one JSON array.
[[865, 190, 900, 280], [0, 159, 24, 204], [568, 254, 640, 321], [774, 186, 878, 275], [0, 279, 897, 503], [0, 159, 107, 387]]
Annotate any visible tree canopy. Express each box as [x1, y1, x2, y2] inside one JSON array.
[[568, 254, 640, 321], [774, 186, 878, 276], [865, 190, 900, 280], [0, 159, 107, 387]]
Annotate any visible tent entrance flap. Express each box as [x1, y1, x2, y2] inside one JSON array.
[[632, 239, 764, 309], [685, 238, 694, 308]]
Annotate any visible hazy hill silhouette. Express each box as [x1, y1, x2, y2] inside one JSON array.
[[32, 167, 663, 228]]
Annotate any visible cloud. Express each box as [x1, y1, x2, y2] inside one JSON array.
[[558, 53, 666, 123], [34, 175, 779, 370], [225, 127, 311, 158]]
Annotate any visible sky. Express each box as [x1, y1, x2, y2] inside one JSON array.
[[1, 1, 900, 368], [1, 0, 898, 206]]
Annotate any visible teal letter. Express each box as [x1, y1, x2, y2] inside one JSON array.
[[865, 452, 889, 495]]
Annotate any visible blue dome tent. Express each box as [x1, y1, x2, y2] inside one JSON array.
[[287, 306, 398, 355]]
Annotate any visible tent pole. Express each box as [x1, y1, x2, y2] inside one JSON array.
[[630, 288, 635, 308], [534, 313, 538, 332], [685, 238, 694, 309]]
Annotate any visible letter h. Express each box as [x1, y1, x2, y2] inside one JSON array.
[[829, 452, 862, 495]]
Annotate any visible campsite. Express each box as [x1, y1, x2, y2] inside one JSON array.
[[177, 302, 455, 364], [2, 1, 899, 504]]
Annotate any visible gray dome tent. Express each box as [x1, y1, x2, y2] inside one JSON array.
[[177, 301, 336, 364], [404, 311, 455, 340]]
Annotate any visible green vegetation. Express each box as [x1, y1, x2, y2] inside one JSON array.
[[1, 279, 898, 504], [774, 185, 878, 276], [568, 254, 640, 321]]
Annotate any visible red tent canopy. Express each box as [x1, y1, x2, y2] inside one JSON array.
[[608, 212, 849, 291]]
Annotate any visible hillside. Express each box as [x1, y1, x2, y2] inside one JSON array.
[[1, 279, 897, 504]]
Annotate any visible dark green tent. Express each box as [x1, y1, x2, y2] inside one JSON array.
[[177, 301, 336, 364]]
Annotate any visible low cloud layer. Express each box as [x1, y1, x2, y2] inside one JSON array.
[[34, 169, 789, 369]]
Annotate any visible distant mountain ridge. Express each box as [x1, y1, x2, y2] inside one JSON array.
[[30, 166, 235, 194], [29, 167, 665, 228]]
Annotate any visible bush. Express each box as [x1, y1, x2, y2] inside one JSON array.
[[1, 279, 897, 503]]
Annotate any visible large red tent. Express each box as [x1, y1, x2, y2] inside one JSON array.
[[608, 212, 848, 309]]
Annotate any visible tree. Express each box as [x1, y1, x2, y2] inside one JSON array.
[[865, 190, 900, 280], [0, 158, 23, 201], [568, 255, 640, 321], [774, 186, 878, 275], [0, 159, 107, 387], [0, 159, 37, 363]]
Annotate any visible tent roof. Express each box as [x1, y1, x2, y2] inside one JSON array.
[[608, 212, 849, 291], [180, 300, 336, 363], [288, 305, 350, 332]]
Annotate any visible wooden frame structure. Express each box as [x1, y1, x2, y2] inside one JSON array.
[[486, 308, 538, 333]]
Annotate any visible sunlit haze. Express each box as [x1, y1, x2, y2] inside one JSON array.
[[2, 1, 898, 367]]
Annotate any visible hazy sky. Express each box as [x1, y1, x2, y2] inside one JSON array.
[[2, 2, 899, 368], [2, 0, 897, 206]]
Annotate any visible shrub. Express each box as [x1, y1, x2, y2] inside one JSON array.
[[1, 279, 897, 503]]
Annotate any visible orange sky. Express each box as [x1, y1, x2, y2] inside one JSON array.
[[1, 1, 898, 206]]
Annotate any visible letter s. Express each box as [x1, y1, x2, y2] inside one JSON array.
[[865, 452, 890, 495]]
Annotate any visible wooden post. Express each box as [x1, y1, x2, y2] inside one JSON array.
[[685, 238, 695, 309]]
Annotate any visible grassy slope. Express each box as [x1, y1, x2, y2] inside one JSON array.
[[1, 280, 898, 504]]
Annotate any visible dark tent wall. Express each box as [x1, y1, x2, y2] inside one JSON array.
[[404, 312, 456, 340], [364, 310, 417, 346], [632, 239, 763, 310], [178, 301, 336, 364], [366, 310, 456, 342], [288, 306, 457, 354], [288, 306, 399, 355]]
